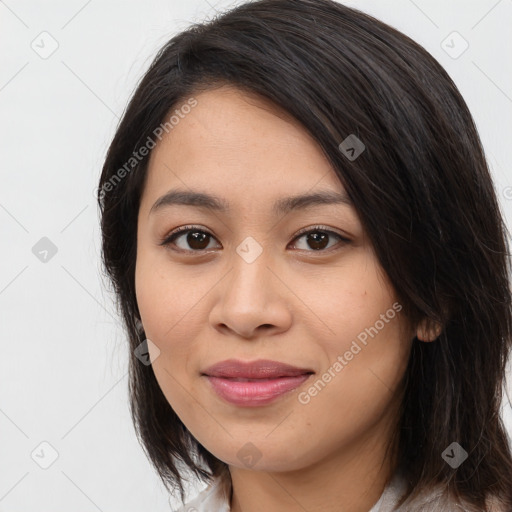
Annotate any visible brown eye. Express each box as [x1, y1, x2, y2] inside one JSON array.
[[182, 231, 211, 250], [290, 227, 349, 252], [304, 231, 329, 250], [160, 226, 220, 253]]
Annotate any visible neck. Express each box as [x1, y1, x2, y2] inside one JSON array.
[[228, 419, 399, 512]]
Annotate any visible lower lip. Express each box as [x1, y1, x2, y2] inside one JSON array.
[[204, 374, 312, 406]]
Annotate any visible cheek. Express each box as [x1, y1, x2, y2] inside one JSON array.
[[304, 251, 400, 351], [135, 249, 191, 367], [135, 257, 204, 423], [135, 242, 196, 340], [302, 253, 410, 407]]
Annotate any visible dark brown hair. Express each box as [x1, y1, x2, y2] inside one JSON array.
[[97, 0, 512, 509]]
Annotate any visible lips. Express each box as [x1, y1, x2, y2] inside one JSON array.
[[201, 359, 314, 407], [202, 359, 314, 379]]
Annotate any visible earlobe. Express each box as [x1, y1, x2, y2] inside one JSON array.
[[416, 318, 443, 342]]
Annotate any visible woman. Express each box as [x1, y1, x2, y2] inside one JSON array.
[[97, 0, 512, 510]]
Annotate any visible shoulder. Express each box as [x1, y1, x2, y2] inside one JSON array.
[[173, 471, 232, 512], [392, 477, 508, 512]]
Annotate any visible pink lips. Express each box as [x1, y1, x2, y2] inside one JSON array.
[[202, 359, 314, 407]]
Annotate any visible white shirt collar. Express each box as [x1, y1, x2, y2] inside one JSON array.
[[175, 468, 408, 512], [175, 467, 507, 512]]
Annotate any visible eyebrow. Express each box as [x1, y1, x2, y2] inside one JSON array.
[[149, 188, 352, 217]]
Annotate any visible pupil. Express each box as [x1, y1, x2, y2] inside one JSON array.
[[188, 231, 209, 250], [308, 232, 328, 250]]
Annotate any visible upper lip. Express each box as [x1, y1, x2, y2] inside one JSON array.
[[202, 359, 314, 379]]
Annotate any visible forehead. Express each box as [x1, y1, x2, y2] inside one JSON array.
[[142, 85, 346, 210]]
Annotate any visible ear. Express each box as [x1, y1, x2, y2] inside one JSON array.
[[416, 317, 443, 342]]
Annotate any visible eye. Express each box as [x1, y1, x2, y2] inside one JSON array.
[[289, 225, 350, 252], [159, 225, 350, 254], [159, 225, 220, 253]]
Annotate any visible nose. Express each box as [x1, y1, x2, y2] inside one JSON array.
[[209, 250, 293, 340]]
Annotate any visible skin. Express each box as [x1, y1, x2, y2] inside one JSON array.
[[135, 85, 431, 512]]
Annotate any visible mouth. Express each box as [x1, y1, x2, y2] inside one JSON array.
[[201, 359, 314, 406]]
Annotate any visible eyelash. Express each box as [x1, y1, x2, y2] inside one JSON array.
[[158, 224, 351, 255]]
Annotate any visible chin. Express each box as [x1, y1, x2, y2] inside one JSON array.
[[206, 439, 316, 473]]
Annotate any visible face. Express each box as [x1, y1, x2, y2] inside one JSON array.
[[135, 85, 413, 472]]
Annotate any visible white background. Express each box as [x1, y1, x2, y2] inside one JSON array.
[[1, 0, 511, 510]]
